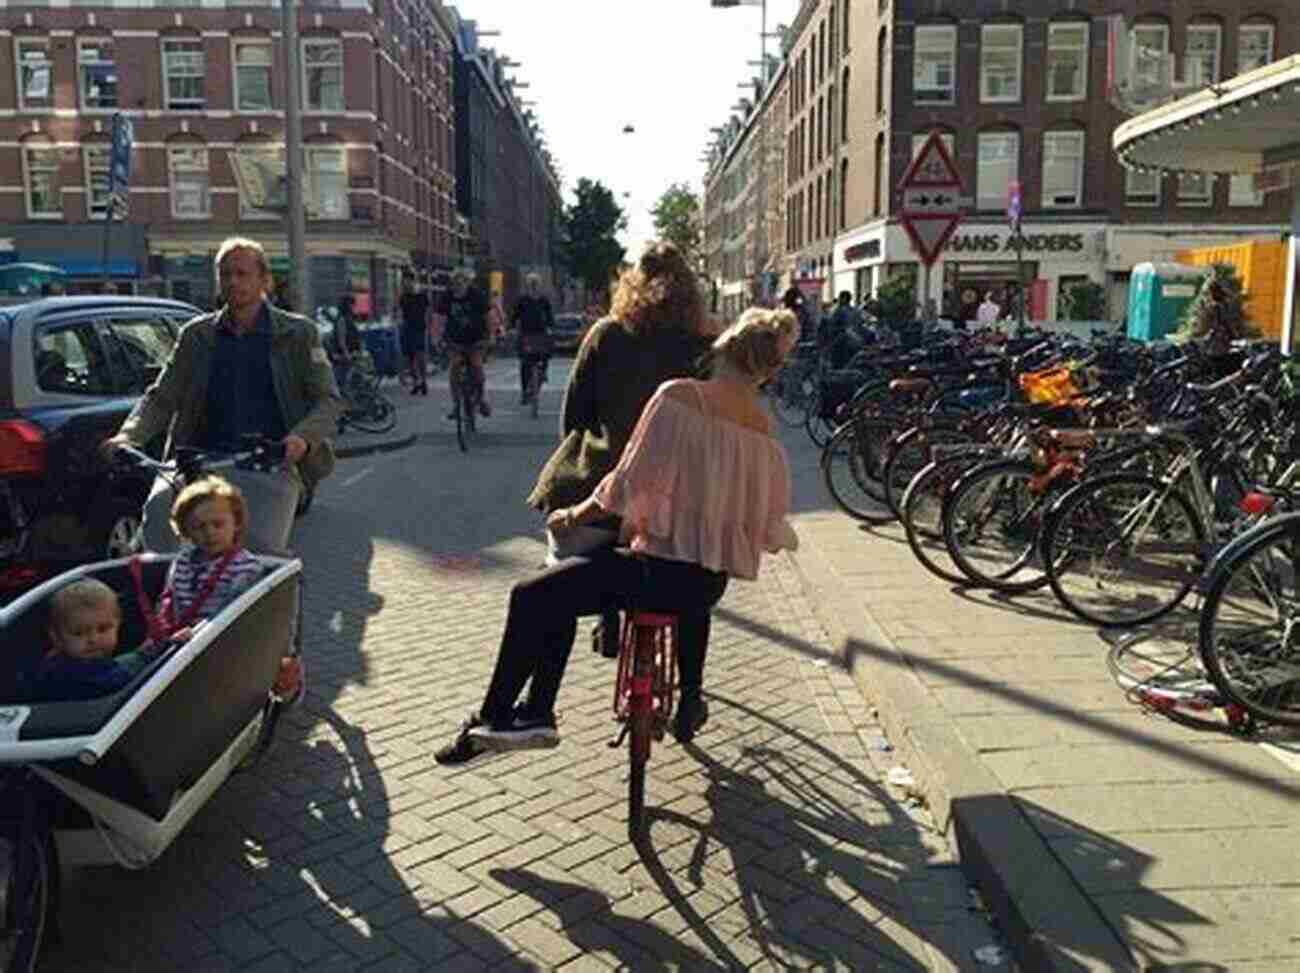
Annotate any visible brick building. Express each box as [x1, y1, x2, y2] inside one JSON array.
[[0, 0, 459, 314], [834, 0, 1299, 319], [448, 10, 562, 313], [707, 0, 1298, 323]]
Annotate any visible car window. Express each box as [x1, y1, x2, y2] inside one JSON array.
[[33, 319, 115, 395], [101, 315, 176, 393]]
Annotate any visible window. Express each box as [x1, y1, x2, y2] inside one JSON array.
[[1042, 131, 1084, 207], [1046, 22, 1088, 100], [22, 146, 60, 218], [84, 145, 111, 218], [1238, 23, 1274, 73], [976, 131, 1018, 210], [102, 317, 177, 394], [911, 131, 955, 159], [235, 40, 273, 110], [78, 39, 117, 110], [169, 146, 210, 217], [981, 25, 1022, 102], [1185, 23, 1221, 85], [306, 146, 348, 219], [914, 25, 956, 104], [876, 27, 887, 113], [1125, 168, 1161, 206], [162, 39, 205, 109], [842, 0, 850, 54], [15, 39, 52, 111], [235, 144, 285, 218], [1178, 171, 1212, 206], [873, 132, 885, 216], [1132, 23, 1169, 90], [839, 157, 848, 229], [34, 321, 114, 396], [841, 66, 850, 142], [303, 39, 343, 112], [1229, 173, 1263, 207]]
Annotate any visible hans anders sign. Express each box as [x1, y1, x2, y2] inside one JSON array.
[[946, 230, 1088, 256]]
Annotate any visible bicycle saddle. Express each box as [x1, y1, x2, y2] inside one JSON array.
[[889, 377, 931, 394]]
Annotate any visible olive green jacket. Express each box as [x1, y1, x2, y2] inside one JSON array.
[[526, 317, 712, 514], [118, 302, 343, 488]]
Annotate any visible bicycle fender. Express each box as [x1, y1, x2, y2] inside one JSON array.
[[1197, 511, 1300, 594]]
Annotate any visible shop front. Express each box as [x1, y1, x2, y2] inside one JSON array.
[[0, 224, 147, 294], [834, 221, 888, 302]]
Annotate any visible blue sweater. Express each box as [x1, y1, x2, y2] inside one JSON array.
[[22, 651, 151, 703]]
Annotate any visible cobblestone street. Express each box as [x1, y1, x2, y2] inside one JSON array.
[[40, 368, 997, 972]]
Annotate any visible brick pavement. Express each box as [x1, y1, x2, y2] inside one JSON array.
[[39, 376, 1003, 972], [779, 424, 1300, 972]]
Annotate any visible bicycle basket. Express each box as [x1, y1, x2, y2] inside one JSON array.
[[1019, 367, 1079, 405]]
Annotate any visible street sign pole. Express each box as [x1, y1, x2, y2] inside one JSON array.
[[895, 132, 967, 342], [103, 112, 133, 291], [1008, 179, 1026, 335]]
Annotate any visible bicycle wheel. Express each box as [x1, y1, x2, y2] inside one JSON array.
[[346, 395, 397, 434], [451, 365, 468, 452], [1199, 514, 1300, 726], [805, 395, 836, 448], [1044, 473, 1203, 627], [882, 425, 973, 519], [529, 364, 541, 420], [942, 459, 1052, 593], [1105, 631, 1242, 734], [0, 821, 55, 973], [822, 422, 893, 523], [902, 452, 989, 586], [627, 709, 651, 842]]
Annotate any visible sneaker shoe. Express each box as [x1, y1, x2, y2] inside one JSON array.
[[479, 397, 492, 418], [468, 709, 559, 751], [435, 712, 491, 765], [673, 692, 708, 743]]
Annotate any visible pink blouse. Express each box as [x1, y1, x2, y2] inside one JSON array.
[[592, 379, 797, 580]]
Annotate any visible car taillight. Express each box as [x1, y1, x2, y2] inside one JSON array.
[[0, 420, 45, 475]]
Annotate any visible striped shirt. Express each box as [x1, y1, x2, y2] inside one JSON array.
[[165, 546, 264, 626]]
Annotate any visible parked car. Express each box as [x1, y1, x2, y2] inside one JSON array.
[[551, 312, 589, 353], [0, 296, 200, 600]]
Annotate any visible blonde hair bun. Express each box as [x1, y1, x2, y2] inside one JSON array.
[[712, 306, 802, 380]]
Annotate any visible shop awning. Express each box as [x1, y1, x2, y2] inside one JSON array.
[[51, 257, 141, 277], [1113, 54, 1300, 177]]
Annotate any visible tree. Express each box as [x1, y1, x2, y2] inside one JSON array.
[[560, 178, 626, 302], [1179, 262, 1256, 338], [650, 182, 702, 268]]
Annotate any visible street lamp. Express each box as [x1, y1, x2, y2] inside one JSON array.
[[709, 0, 770, 66]]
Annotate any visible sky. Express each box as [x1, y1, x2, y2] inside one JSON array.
[[453, 0, 802, 259]]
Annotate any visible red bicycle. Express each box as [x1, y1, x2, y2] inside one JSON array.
[[610, 612, 677, 842]]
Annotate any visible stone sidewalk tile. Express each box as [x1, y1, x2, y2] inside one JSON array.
[[783, 426, 1300, 972]]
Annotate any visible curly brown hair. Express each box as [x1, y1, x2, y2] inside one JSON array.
[[608, 241, 705, 336], [170, 476, 248, 544]]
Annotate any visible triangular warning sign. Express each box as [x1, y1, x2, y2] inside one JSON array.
[[899, 213, 962, 267], [897, 131, 963, 191]]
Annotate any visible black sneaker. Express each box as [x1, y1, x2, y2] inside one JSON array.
[[435, 712, 491, 765], [468, 710, 559, 751], [673, 692, 708, 743]]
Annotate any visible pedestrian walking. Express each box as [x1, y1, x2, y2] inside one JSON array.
[[512, 272, 555, 403], [398, 272, 430, 395]]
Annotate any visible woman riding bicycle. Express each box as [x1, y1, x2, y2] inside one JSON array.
[[435, 267, 492, 419], [435, 305, 801, 766]]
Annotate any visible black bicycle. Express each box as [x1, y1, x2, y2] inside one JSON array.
[[449, 356, 480, 452], [337, 359, 397, 435]]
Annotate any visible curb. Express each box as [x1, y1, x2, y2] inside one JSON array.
[[782, 529, 1136, 973], [336, 432, 418, 459]]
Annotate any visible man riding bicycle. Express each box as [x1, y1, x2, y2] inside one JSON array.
[[434, 268, 492, 419], [512, 272, 554, 404]]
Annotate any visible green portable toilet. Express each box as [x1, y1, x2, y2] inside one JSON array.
[[1126, 262, 1207, 342]]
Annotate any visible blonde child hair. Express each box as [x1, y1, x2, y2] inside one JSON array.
[[49, 577, 119, 631], [169, 476, 248, 543]]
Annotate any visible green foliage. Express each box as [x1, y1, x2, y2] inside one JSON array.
[[1058, 280, 1108, 321], [1177, 263, 1257, 338], [872, 272, 916, 328], [650, 183, 702, 268], [560, 178, 627, 299]]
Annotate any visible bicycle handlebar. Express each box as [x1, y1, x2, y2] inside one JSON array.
[[109, 435, 287, 482]]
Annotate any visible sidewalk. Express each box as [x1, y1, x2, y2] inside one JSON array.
[[784, 481, 1300, 971]]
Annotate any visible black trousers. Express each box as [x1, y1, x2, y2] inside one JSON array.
[[518, 352, 549, 391], [480, 549, 728, 722]]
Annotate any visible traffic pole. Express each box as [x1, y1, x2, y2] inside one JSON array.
[[283, 0, 309, 315]]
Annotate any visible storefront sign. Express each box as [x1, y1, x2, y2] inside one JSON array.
[[843, 240, 881, 264], [946, 231, 1086, 255]]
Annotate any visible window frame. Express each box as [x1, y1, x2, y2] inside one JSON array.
[[83, 144, 111, 219], [1228, 173, 1263, 208], [22, 144, 61, 220], [33, 318, 116, 397], [1124, 168, 1161, 207], [913, 24, 957, 105], [15, 38, 52, 112], [233, 38, 274, 111], [1045, 21, 1089, 102], [77, 38, 118, 112], [980, 23, 1023, 103], [235, 143, 285, 220], [1132, 22, 1170, 90], [1238, 22, 1274, 74], [1177, 171, 1213, 207], [302, 38, 344, 113], [1041, 130, 1085, 209], [976, 130, 1020, 211], [1184, 22, 1222, 86], [161, 38, 206, 111], [168, 145, 211, 218], [305, 145, 348, 220]]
